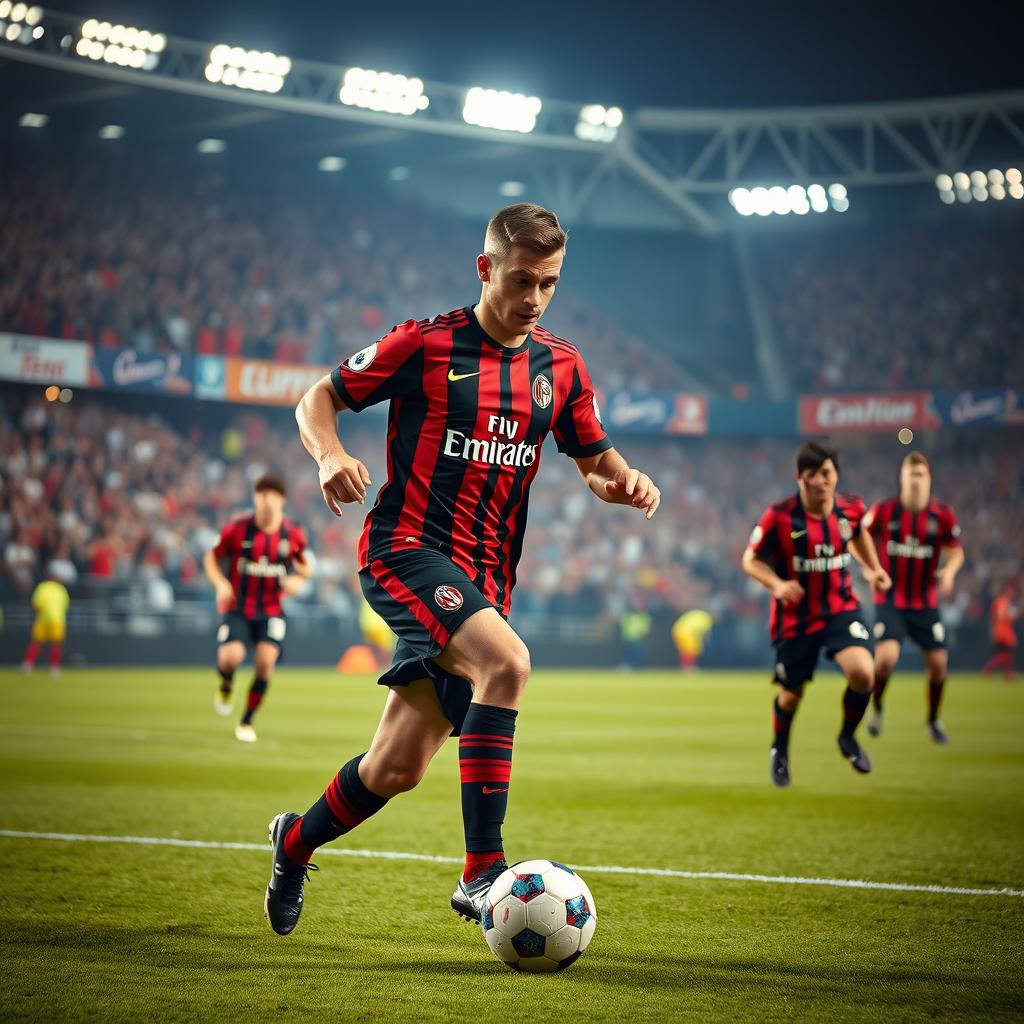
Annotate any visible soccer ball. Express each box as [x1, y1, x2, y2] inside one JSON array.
[[481, 859, 597, 973]]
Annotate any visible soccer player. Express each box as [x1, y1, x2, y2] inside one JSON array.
[[265, 203, 661, 936], [864, 452, 964, 743], [741, 441, 892, 788], [982, 581, 1020, 681], [20, 572, 70, 678], [203, 473, 312, 743]]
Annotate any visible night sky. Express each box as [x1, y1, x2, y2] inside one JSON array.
[[48, 0, 1024, 109]]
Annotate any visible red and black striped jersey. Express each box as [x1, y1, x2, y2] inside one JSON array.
[[747, 492, 866, 641], [213, 514, 308, 619], [330, 305, 612, 615], [866, 496, 961, 610]]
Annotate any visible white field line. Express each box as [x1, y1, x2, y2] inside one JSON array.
[[1, 829, 1022, 899]]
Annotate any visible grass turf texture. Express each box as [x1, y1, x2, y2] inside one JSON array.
[[0, 667, 1021, 1023]]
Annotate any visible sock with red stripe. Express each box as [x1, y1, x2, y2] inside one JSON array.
[[927, 678, 945, 723], [49, 643, 63, 670], [841, 686, 871, 737], [240, 676, 268, 725], [23, 641, 41, 666], [459, 703, 517, 881], [284, 754, 388, 865], [771, 697, 794, 753], [872, 670, 890, 712]]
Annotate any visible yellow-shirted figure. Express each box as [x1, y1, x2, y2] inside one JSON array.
[[672, 609, 714, 671], [359, 598, 397, 665], [21, 575, 70, 678]]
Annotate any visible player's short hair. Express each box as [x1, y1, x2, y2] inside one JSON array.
[[484, 203, 567, 263], [902, 450, 931, 472], [796, 441, 840, 477], [253, 472, 286, 497]]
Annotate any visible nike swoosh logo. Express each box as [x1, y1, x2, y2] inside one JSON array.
[[448, 369, 481, 382], [790, 530, 807, 539], [482, 786, 508, 795]]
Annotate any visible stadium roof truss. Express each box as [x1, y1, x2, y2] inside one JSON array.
[[3, 11, 1023, 234]]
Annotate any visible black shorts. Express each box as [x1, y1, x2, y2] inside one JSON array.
[[873, 604, 947, 651], [359, 548, 496, 735], [217, 612, 287, 652], [773, 610, 872, 692]]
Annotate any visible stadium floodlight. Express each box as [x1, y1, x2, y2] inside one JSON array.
[[98, 124, 124, 139], [0, 2, 43, 44], [317, 155, 346, 172], [18, 111, 48, 127], [339, 67, 429, 116], [205, 44, 291, 94], [728, 182, 847, 217], [939, 167, 1023, 204], [463, 87, 541, 134], [575, 104, 623, 143], [76, 18, 164, 70], [196, 137, 226, 154], [498, 180, 526, 197]]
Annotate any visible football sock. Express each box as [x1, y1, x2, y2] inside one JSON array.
[[872, 671, 890, 711], [927, 679, 945, 723], [772, 698, 794, 753], [240, 676, 268, 725], [217, 667, 235, 697], [49, 643, 62, 670], [459, 703, 517, 881], [285, 754, 388, 864], [841, 686, 871, 737], [23, 641, 41, 666]]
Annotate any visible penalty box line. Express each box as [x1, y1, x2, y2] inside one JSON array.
[[1, 829, 1022, 899]]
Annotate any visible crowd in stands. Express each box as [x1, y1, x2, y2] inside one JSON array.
[[0, 155, 692, 393], [2, 390, 1018, 637], [761, 223, 1024, 393]]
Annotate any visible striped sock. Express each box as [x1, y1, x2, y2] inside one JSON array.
[[284, 754, 388, 865], [772, 697, 794, 753], [241, 676, 268, 725], [459, 703, 517, 881]]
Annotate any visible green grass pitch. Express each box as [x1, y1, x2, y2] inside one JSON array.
[[0, 666, 1021, 1022]]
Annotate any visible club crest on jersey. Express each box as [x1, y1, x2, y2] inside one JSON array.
[[434, 585, 464, 611], [347, 342, 378, 373], [532, 374, 552, 409], [838, 518, 852, 542], [278, 539, 290, 558]]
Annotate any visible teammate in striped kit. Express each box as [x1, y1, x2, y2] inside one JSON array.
[[864, 452, 964, 744], [742, 442, 892, 788], [203, 473, 312, 743], [263, 203, 661, 936]]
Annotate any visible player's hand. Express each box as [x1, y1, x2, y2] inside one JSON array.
[[281, 575, 306, 598], [864, 567, 892, 592], [936, 569, 955, 599], [215, 580, 235, 613], [320, 454, 372, 516], [772, 580, 805, 605], [604, 468, 661, 520]]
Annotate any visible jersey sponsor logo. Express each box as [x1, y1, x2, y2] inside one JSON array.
[[237, 556, 288, 579], [347, 342, 378, 372], [887, 536, 935, 560], [849, 620, 870, 640], [442, 414, 537, 467], [532, 374, 552, 409], [434, 585, 464, 611], [447, 368, 480, 382], [792, 552, 851, 573]]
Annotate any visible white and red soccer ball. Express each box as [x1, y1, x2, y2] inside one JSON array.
[[481, 859, 597, 972]]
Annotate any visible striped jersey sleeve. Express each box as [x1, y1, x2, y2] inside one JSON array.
[[939, 502, 962, 547], [212, 517, 243, 559], [747, 504, 781, 560], [330, 319, 425, 412], [551, 350, 612, 458]]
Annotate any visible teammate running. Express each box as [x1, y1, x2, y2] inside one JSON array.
[[982, 581, 1019, 681], [20, 572, 70, 678], [203, 473, 311, 742], [265, 203, 661, 936], [864, 452, 964, 743], [741, 441, 892, 788]]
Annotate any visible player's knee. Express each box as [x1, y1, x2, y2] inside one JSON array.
[[374, 758, 428, 795], [846, 666, 873, 692], [480, 645, 531, 700]]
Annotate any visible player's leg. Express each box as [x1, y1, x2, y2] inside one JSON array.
[[21, 620, 45, 672], [922, 648, 950, 742], [833, 643, 874, 773], [214, 616, 246, 715], [771, 681, 804, 789], [433, 608, 530, 909], [869, 639, 901, 737], [236, 640, 279, 740], [48, 638, 63, 678], [265, 678, 451, 935]]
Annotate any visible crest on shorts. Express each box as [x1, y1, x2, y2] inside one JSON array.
[[434, 585, 464, 611], [849, 620, 870, 640], [347, 342, 378, 373], [873, 621, 886, 639], [838, 517, 852, 542], [532, 374, 552, 409]]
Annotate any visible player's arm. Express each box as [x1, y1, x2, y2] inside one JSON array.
[[936, 544, 964, 598], [740, 547, 804, 605], [573, 449, 660, 519], [203, 546, 236, 610], [849, 529, 892, 592], [295, 374, 372, 516]]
